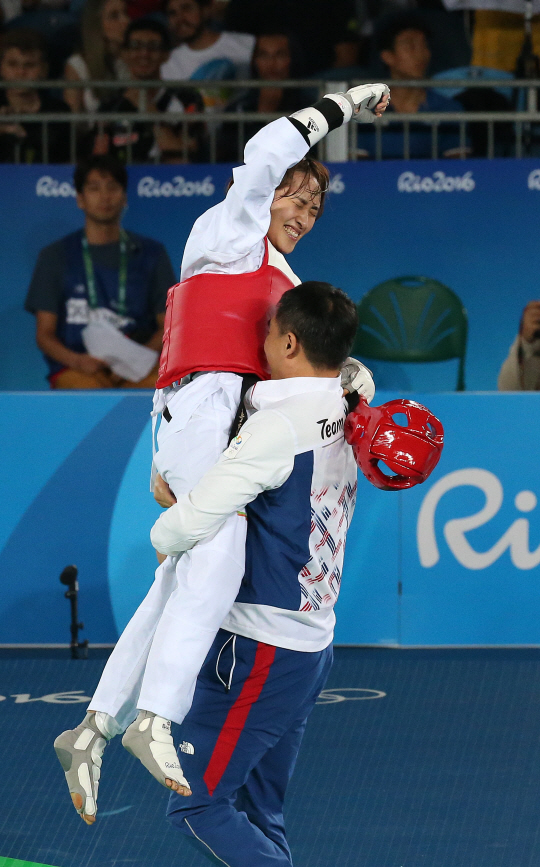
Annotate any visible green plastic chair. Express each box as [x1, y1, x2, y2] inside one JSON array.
[[352, 276, 468, 391]]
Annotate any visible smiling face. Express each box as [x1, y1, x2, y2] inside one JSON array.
[[123, 28, 168, 80], [166, 0, 209, 44], [268, 171, 321, 254]]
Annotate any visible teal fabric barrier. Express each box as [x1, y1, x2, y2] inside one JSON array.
[[2, 391, 539, 646]]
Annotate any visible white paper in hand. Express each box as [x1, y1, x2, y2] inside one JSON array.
[[82, 320, 158, 382]]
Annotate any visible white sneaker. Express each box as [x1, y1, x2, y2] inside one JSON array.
[[122, 710, 191, 795], [54, 713, 107, 824]]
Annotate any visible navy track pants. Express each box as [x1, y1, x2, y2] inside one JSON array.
[[167, 628, 333, 866]]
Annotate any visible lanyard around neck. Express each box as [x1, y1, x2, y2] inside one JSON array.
[[81, 230, 129, 317]]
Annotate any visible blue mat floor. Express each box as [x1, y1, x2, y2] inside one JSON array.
[[1, 647, 540, 867]]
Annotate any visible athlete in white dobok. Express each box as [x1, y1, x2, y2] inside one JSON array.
[[54, 82, 389, 825]]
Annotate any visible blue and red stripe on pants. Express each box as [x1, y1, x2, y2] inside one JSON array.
[[167, 628, 333, 866]]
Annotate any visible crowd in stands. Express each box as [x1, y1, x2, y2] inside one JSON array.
[[0, 0, 537, 163]]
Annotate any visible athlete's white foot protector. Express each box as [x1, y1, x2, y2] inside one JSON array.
[[122, 710, 191, 795], [54, 712, 109, 825]]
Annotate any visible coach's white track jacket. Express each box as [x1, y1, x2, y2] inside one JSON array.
[[151, 376, 358, 652]]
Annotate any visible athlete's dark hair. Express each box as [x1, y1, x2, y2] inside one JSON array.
[[74, 155, 128, 193], [275, 282, 358, 370], [376, 11, 431, 53], [226, 155, 330, 220]]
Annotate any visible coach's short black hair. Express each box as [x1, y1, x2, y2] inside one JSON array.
[[275, 282, 358, 370], [123, 16, 171, 51], [376, 11, 431, 53], [73, 155, 128, 193]]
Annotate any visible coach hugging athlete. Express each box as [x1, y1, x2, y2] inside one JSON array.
[[54, 83, 390, 857], [149, 281, 363, 865]]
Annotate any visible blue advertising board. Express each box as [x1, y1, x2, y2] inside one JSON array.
[[338, 392, 540, 646], [3, 159, 540, 392], [2, 391, 540, 647]]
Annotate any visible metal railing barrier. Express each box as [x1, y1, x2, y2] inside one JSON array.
[[0, 78, 539, 163]]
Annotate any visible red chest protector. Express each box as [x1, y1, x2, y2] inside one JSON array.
[[156, 240, 295, 389]]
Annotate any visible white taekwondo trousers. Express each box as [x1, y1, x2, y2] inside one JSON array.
[[90, 117, 305, 728]]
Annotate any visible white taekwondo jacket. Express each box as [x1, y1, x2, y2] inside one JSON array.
[[180, 116, 307, 284]]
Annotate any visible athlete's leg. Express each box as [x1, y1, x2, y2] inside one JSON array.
[[88, 555, 178, 729], [121, 515, 247, 791], [129, 373, 246, 724], [54, 556, 180, 824], [54, 711, 108, 825], [136, 513, 247, 724], [55, 374, 243, 819], [88, 372, 243, 726]]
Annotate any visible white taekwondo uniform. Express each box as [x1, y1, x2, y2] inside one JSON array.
[[90, 117, 307, 728]]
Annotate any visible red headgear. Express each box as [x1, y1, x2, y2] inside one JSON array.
[[344, 398, 444, 491]]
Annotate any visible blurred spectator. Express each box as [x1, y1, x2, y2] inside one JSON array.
[[472, 11, 540, 75], [92, 18, 206, 163], [249, 32, 305, 107], [3, 1, 81, 79], [125, 0, 162, 23], [161, 0, 255, 81], [64, 0, 130, 113], [219, 32, 306, 161], [25, 155, 175, 389], [357, 12, 468, 159], [0, 0, 23, 26], [223, 0, 359, 75], [363, 2, 471, 75], [454, 85, 513, 158], [206, 0, 228, 30], [1, 0, 75, 23], [0, 28, 70, 162], [498, 302, 540, 391]]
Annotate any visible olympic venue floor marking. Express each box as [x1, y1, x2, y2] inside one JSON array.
[[0, 858, 59, 867]]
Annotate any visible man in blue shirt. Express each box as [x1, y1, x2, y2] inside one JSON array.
[[25, 156, 175, 388], [357, 12, 468, 160]]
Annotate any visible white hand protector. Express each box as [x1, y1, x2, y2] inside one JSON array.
[[325, 83, 390, 124], [290, 83, 389, 146], [341, 357, 375, 404]]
